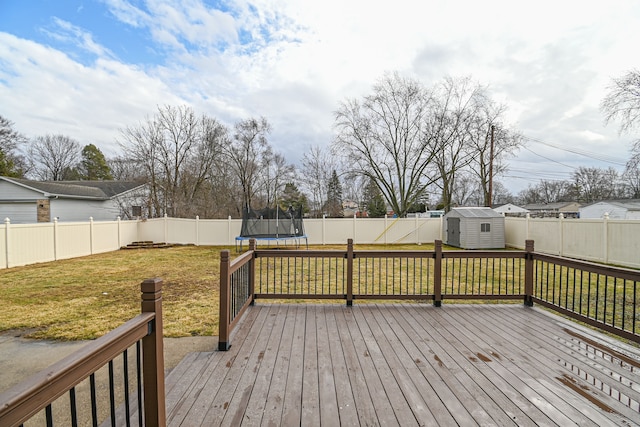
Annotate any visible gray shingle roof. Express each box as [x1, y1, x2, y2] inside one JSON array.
[[2, 177, 144, 199]]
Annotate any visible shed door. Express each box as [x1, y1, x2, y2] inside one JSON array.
[[447, 217, 460, 247]]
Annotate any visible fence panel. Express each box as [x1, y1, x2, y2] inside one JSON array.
[[197, 219, 241, 245], [607, 220, 640, 268], [137, 218, 166, 243], [504, 217, 527, 249], [8, 223, 55, 267], [562, 219, 603, 262], [527, 218, 561, 255], [166, 217, 197, 244], [120, 220, 139, 247], [92, 221, 120, 254], [56, 222, 91, 260]]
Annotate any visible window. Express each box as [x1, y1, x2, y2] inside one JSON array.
[[132, 205, 142, 217], [481, 223, 490, 232]]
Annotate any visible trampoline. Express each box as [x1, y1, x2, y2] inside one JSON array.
[[236, 205, 308, 251]]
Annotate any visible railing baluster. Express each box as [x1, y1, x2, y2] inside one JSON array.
[[45, 404, 53, 427], [69, 387, 78, 427], [123, 348, 131, 427], [109, 360, 116, 426], [90, 373, 98, 427], [136, 341, 143, 427]]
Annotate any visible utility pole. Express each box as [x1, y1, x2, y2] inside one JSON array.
[[487, 124, 495, 208]]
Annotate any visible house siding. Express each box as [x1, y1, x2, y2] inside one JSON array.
[[50, 199, 122, 222]]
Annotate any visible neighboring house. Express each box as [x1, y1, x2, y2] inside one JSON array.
[[0, 177, 148, 223], [493, 203, 529, 217], [579, 199, 640, 219], [522, 202, 581, 218]]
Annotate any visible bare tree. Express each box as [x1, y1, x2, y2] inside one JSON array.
[[572, 166, 620, 203], [602, 69, 640, 135], [428, 76, 487, 211], [333, 72, 438, 217], [262, 152, 295, 207], [300, 145, 339, 217], [465, 102, 523, 207], [0, 115, 28, 177], [621, 163, 640, 198], [119, 105, 227, 217], [28, 134, 81, 180], [224, 117, 272, 214], [602, 69, 640, 176]]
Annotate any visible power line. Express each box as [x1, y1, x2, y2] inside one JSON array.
[[522, 135, 627, 166], [521, 146, 576, 169]]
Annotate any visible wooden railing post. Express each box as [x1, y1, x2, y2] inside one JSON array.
[[434, 240, 442, 307], [346, 239, 354, 306], [524, 240, 534, 306], [141, 278, 166, 427], [249, 239, 256, 305], [219, 250, 231, 350]]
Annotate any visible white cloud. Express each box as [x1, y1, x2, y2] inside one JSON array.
[[1, 0, 639, 194]]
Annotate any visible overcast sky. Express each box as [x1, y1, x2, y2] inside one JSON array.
[[1, 0, 637, 194]]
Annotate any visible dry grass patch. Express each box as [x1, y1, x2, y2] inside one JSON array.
[[0, 246, 233, 340], [0, 242, 457, 341]]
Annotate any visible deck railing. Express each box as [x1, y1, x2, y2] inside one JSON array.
[[0, 279, 166, 427], [219, 239, 640, 349]]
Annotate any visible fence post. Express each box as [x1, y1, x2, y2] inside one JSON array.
[[219, 250, 231, 350], [53, 217, 58, 261], [249, 239, 256, 305], [117, 216, 121, 249], [141, 278, 166, 427], [603, 213, 609, 264], [434, 240, 442, 307], [524, 240, 534, 306], [4, 218, 9, 268], [163, 214, 168, 244], [322, 214, 326, 245], [195, 215, 200, 246], [346, 239, 354, 306], [89, 217, 94, 255], [558, 213, 564, 257]]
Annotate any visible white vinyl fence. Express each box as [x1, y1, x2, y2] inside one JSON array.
[[1, 217, 138, 268], [2, 214, 639, 269], [505, 214, 640, 268]]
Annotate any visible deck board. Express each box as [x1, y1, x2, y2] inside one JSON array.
[[166, 304, 640, 426]]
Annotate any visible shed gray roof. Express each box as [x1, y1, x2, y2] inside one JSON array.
[[1, 177, 145, 200], [446, 207, 503, 218]]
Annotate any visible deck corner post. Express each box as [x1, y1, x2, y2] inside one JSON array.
[[219, 250, 232, 350], [434, 240, 442, 307], [141, 278, 167, 427], [524, 239, 534, 307], [346, 238, 354, 306]]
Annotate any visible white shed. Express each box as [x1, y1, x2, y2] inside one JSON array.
[[444, 207, 505, 249]]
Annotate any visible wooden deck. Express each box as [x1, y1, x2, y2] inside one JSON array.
[[164, 304, 640, 426]]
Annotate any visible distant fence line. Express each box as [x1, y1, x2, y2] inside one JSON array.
[[1, 215, 639, 269]]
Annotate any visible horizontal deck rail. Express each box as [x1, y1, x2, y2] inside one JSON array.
[[0, 278, 166, 427], [219, 239, 640, 349]]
